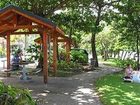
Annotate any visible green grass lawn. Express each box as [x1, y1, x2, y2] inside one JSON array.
[[99, 59, 117, 67], [96, 72, 140, 105]]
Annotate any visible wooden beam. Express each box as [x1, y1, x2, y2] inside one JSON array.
[[53, 36, 58, 76], [56, 27, 65, 36], [57, 39, 68, 42], [66, 41, 71, 62], [0, 11, 13, 19], [6, 33, 10, 69], [42, 30, 48, 84], [34, 37, 68, 44], [0, 20, 13, 26], [0, 29, 17, 37], [12, 9, 53, 29], [12, 13, 18, 26], [11, 31, 40, 35], [0, 25, 41, 30], [17, 16, 31, 25], [55, 27, 72, 42], [0, 13, 15, 26]]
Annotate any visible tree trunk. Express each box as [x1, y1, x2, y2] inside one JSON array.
[[109, 50, 113, 58], [104, 49, 109, 61], [121, 51, 124, 59], [91, 32, 98, 67], [113, 51, 116, 58], [91, 6, 102, 67], [101, 49, 104, 59]]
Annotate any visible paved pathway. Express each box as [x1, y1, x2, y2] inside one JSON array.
[[0, 65, 121, 105]]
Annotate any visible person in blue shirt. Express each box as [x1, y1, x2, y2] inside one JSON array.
[[11, 49, 23, 70]]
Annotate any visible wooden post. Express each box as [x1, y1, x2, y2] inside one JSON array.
[[6, 34, 10, 69], [48, 35, 51, 72], [66, 41, 70, 62], [42, 31, 48, 84], [53, 36, 57, 75]]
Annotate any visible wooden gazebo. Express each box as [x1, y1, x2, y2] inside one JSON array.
[[0, 5, 71, 83]]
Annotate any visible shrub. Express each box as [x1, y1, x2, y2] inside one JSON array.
[[113, 58, 137, 69], [70, 50, 88, 63], [57, 61, 83, 72], [0, 82, 36, 105]]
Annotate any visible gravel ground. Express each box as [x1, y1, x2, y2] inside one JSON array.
[[0, 64, 121, 105]]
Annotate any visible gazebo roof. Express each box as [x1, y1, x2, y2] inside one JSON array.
[[0, 5, 70, 41], [0, 5, 56, 27]]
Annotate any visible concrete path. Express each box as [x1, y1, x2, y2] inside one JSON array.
[[0, 65, 121, 105]]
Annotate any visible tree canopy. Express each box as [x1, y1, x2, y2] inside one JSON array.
[[0, 0, 139, 68]]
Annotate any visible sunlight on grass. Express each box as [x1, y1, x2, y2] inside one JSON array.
[[96, 72, 140, 105], [100, 59, 117, 67]]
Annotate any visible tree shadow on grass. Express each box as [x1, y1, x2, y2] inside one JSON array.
[[96, 73, 140, 105]]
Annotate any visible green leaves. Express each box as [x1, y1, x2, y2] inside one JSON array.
[[70, 50, 88, 63], [0, 82, 36, 105], [113, 0, 140, 50], [57, 61, 83, 72], [26, 44, 41, 61]]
